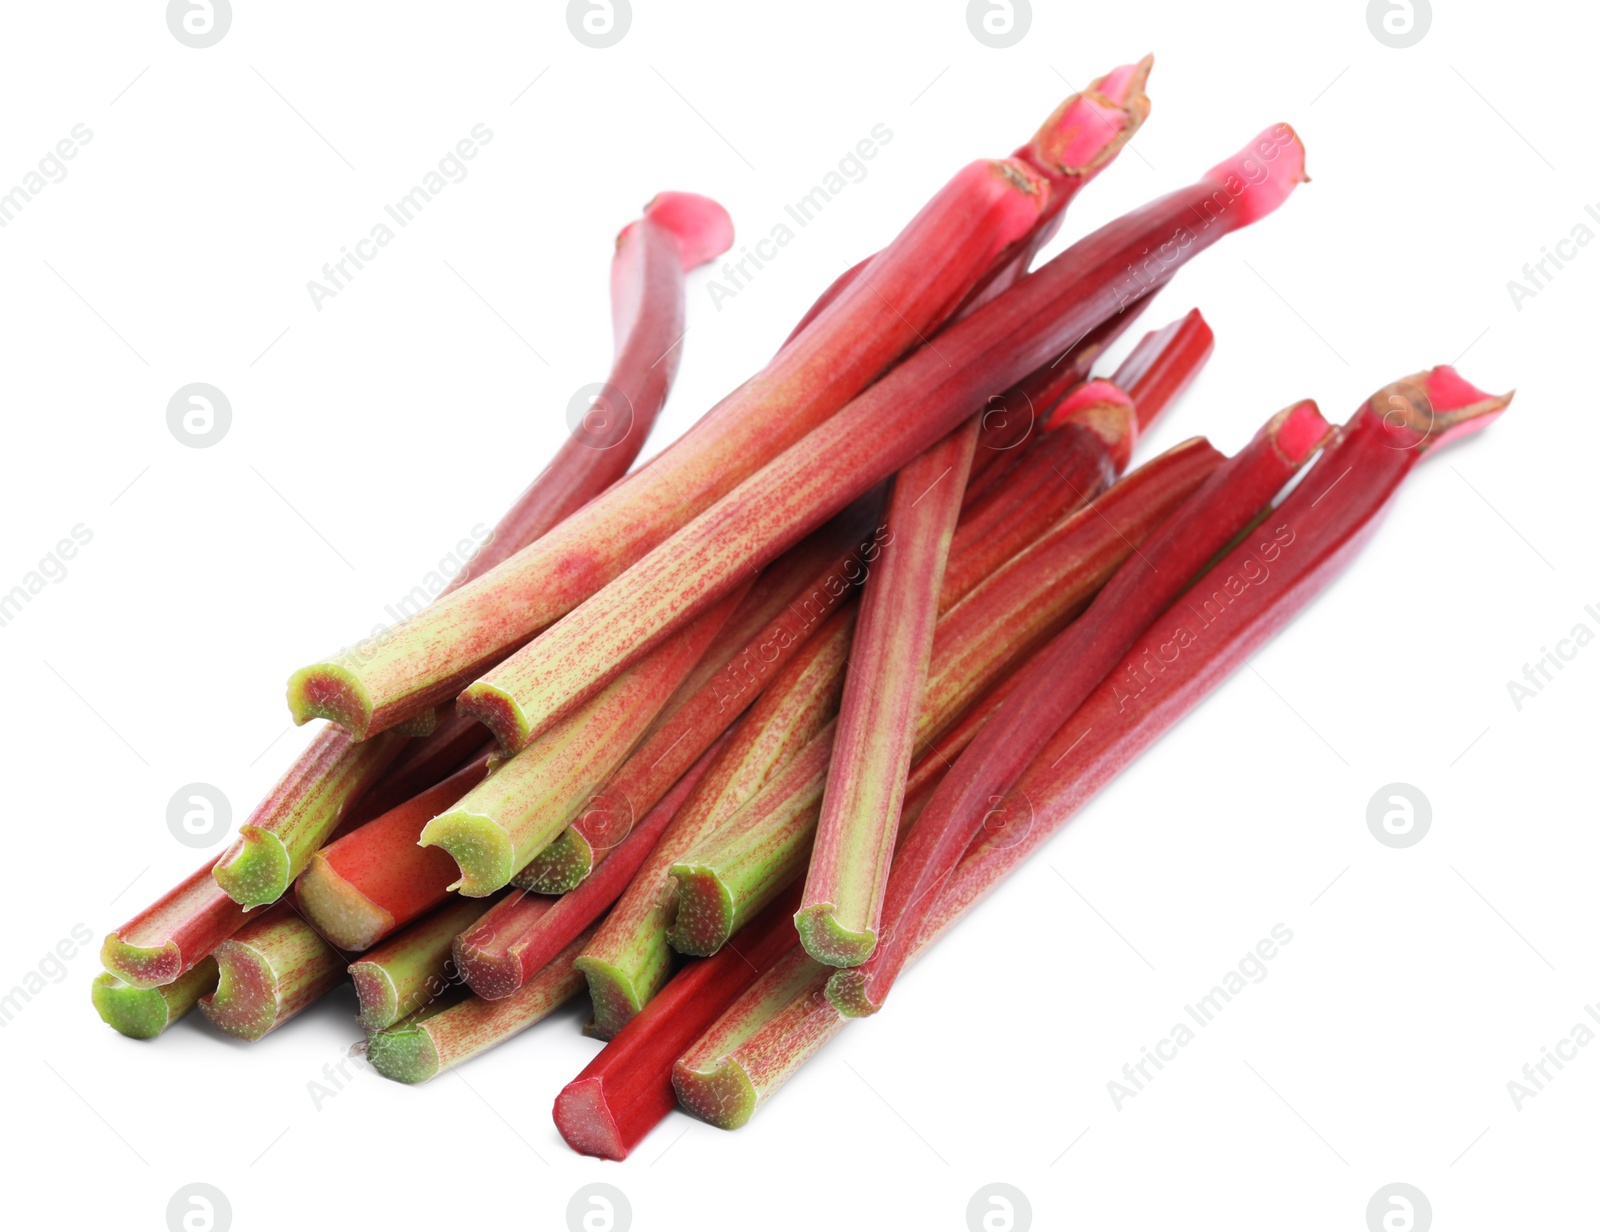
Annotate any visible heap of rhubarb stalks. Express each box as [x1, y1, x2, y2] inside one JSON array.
[[92, 59, 1512, 1161]]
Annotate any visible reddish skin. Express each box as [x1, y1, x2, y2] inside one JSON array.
[[1105, 307, 1215, 434], [448, 193, 734, 593], [293, 758, 491, 951], [461, 124, 1307, 751], [518, 508, 884, 892], [833, 401, 1333, 1005], [290, 154, 1052, 740], [551, 884, 805, 1161], [101, 862, 248, 989], [796, 420, 978, 965], [345, 708, 490, 828], [452, 736, 729, 999]]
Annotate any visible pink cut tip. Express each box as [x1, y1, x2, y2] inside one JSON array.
[[1373, 366, 1514, 453], [1028, 57, 1153, 177], [1203, 123, 1308, 228], [1045, 378, 1135, 430], [638, 192, 735, 271], [1269, 399, 1333, 465]]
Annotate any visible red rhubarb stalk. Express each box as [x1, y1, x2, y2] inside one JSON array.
[[102, 861, 251, 988], [551, 884, 804, 1160], [457, 124, 1306, 752], [418, 584, 748, 895], [795, 420, 978, 965], [574, 609, 855, 1039], [198, 903, 346, 1040], [453, 734, 730, 999], [832, 401, 1332, 1012], [348, 894, 500, 1032], [294, 758, 491, 951], [289, 144, 1056, 741], [1101, 306, 1214, 434], [91, 958, 218, 1040], [663, 440, 1224, 956], [516, 507, 881, 893], [365, 928, 596, 1083]]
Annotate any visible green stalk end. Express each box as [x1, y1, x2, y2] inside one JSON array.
[[286, 661, 372, 737], [366, 1025, 442, 1083], [456, 680, 533, 755], [824, 966, 881, 1019], [511, 827, 595, 894], [664, 864, 736, 957], [672, 1057, 759, 1130], [418, 810, 514, 897], [211, 827, 292, 909], [100, 934, 183, 990], [573, 955, 651, 1042], [349, 964, 399, 1033], [91, 957, 218, 1040], [793, 903, 877, 968]]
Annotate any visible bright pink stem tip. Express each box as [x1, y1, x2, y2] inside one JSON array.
[[638, 192, 736, 272], [1046, 380, 1135, 430], [1202, 123, 1307, 228]]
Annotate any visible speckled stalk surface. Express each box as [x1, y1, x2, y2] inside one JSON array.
[[91, 957, 218, 1040], [665, 438, 1223, 956], [421, 585, 745, 897], [573, 611, 854, 1040], [366, 928, 595, 1083], [199, 903, 346, 1041], [349, 894, 498, 1032], [102, 860, 251, 989], [288, 157, 1049, 742]]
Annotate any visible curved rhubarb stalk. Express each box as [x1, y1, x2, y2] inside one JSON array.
[[210, 726, 411, 909], [91, 958, 218, 1040], [552, 884, 804, 1159], [365, 928, 595, 1083], [664, 440, 1223, 956], [517, 507, 880, 894], [795, 421, 978, 966], [457, 124, 1306, 754], [294, 757, 491, 951], [450, 192, 733, 593], [348, 895, 498, 1032], [289, 150, 1053, 741], [198, 903, 345, 1040], [574, 610, 854, 1039], [419, 584, 747, 895], [832, 401, 1331, 1010]]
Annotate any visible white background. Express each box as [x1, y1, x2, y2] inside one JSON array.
[[1, 1, 1593, 1229]]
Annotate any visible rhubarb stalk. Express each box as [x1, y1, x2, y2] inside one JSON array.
[[365, 928, 595, 1083], [795, 420, 977, 966], [91, 958, 218, 1040], [198, 903, 346, 1040], [348, 894, 499, 1032], [419, 584, 748, 894], [457, 125, 1305, 752], [834, 401, 1330, 1009]]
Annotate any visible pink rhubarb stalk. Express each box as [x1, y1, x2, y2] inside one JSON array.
[[91, 957, 218, 1040], [364, 927, 596, 1083], [833, 401, 1332, 1010], [418, 584, 748, 895], [663, 440, 1224, 956], [295, 758, 492, 951], [198, 903, 346, 1040], [552, 884, 805, 1160], [289, 146, 1057, 741], [348, 894, 500, 1032], [453, 735, 729, 999], [457, 124, 1305, 753], [1101, 306, 1214, 434], [795, 420, 978, 965]]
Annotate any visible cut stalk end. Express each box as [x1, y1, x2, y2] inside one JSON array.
[[294, 853, 396, 952], [672, 1057, 760, 1131], [91, 957, 218, 1040], [286, 662, 372, 736], [1026, 56, 1154, 179], [348, 963, 400, 1033], [199, 942, 279, 1040], [639, 191, 736, 271], [211, 827, 292, 909], [552, 1077, 630, 1161], [100, 934, 183, 990], [456, 681, 533, 755], [1374, 366, 1514, 453], [823, 966, 882, 1019], [511, 827, 595, 894], [793, 903, 877, 968], [664, 864, 736, 957], [1269, 399, 1334, 465], [366, 1026, 442, 1084], [1203, 123, 1308, 229], [573, 955, 648, 1042], [418, 810, 514, 897], [451, 925, 521, 1001]]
